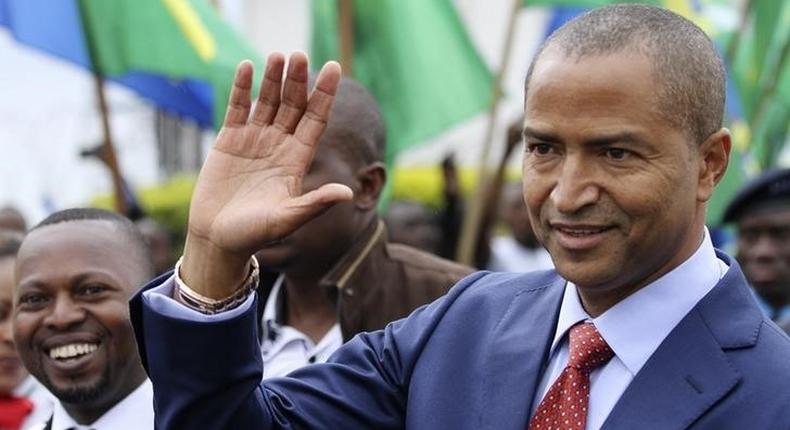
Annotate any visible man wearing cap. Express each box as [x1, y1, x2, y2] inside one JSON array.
[[723, 168, 790, 331]]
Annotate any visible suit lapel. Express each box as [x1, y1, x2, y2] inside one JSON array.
[[602, 254, 760, 430], [600, 309, 739, 430], [478, 275, 565, 430]]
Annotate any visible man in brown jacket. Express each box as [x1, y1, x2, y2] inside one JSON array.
[[252, 77, 471, 378]]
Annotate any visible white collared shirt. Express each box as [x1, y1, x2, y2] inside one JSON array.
[[531, 229, 729, 430], [48, 379, 153, 430], [261, 275, 343, 379]]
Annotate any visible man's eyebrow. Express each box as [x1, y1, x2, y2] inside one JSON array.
[[523, 128, 646, 147], [584, 132, 644, 147], [523, 127, 561, 142], [16, 279, 44, 292]]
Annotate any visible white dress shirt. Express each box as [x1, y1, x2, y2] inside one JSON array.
[[47, 379, 153, 430], [531, 229, 728, 430], [261, 275, 342, 379]]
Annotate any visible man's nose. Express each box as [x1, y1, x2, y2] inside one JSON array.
[[549, 155, 600, 214], [44, 295, 85, 330], [0, 319, 12, 343], [751, 234, 779, 261]]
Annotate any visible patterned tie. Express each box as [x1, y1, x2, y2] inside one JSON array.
[[528, 322, 614, 430]]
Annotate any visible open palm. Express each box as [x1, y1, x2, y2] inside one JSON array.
[[181, 53, 352, 296], [190, 52, 351, 253]]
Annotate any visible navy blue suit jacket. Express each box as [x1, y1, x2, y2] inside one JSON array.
[[130, 252, 790, 429]]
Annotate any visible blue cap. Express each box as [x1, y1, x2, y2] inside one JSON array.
[[722, 168, 790, 223]]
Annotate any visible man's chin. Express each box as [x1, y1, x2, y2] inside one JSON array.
[[36, 359, 111, 406], [45, 375, 109, 405]]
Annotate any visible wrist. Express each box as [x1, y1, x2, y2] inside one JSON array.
[[181, 232, 251, 300]]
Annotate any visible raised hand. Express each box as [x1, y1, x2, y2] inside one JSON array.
[[181, 52, 353, 299]]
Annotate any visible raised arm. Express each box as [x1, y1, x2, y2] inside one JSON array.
[[132, 53, 491, 430], [181, 52, 352, 300]]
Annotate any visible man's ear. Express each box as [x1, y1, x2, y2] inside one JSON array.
[[354, 162, 386, 210], [697, 128, 731, 202]]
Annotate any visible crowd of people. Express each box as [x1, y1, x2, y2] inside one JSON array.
[[1, 4, 788, 430]]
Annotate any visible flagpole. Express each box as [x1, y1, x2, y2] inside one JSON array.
[[456, 0, 521, 265], [77, 2, 128, 216], [338, 0, 354, 76], [93, 73, 128, 215]]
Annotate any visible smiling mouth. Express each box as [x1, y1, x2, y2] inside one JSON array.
[[550, 224, 614, 251], [48, 343, 100, 362], [554, 226, 611, 236]]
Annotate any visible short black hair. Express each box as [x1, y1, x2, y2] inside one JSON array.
[[524, 4, 725, 144], [310, 76, 386, 166], [31, 208, 155, 278]]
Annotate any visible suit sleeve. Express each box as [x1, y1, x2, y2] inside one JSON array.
[[130, 270, 488, 429]]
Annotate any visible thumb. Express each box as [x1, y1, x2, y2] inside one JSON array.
[[284, 182, 355, 225]]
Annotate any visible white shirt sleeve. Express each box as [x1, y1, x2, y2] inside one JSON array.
[[142, 274, 256, 322]]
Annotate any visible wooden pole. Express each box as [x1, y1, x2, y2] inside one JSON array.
[[77, 3, 128, 216], [93, 73, 128, 215], [456, 0, 521, 265], [338, 0, 354, 77]]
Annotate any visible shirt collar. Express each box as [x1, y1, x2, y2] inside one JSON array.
[[260, 274, 343, 366], [262, 274, 286, 326], [551, 228, 727, 376], [51, 379, 153, 430], [257, 219, 383, 319]]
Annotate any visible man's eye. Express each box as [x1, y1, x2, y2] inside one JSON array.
[[19, 293, 48, 307], [605, 148, 629, 160], [80, 284, 108, 296], [770, 227, 790, 240], [528, 143, 554, 155]]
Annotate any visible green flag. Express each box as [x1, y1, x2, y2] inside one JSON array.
[[732, 0, 788, 122], [311, 0, 493, 164], [712, 0, 789, 223], [731, 0, 789, 163], [78, 0, 260, 129]]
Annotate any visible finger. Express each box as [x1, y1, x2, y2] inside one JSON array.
[[251, 53, 285, 126], [223, 60, 254, 128], [294, 61, 342, 145], [273, 52, 309, 133]]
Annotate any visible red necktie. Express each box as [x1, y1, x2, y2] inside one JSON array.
[[0, 394, 34, 430], [528, 322, 614, 430]]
